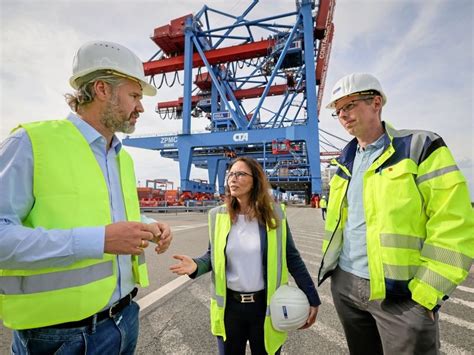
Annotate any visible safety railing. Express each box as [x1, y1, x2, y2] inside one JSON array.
[[141, 200, 221, 214]]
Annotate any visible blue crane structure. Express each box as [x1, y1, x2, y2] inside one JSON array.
[[123, 0, 337, 202]]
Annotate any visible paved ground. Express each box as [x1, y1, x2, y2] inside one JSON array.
[[1, 207, 473, 354]]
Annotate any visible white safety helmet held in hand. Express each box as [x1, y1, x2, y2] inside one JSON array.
[[326, 73, 386, 109], [270, 285, 310, 331], [69, 41, 156, 96]]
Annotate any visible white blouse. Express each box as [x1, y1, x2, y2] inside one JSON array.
[[225, 214, 264, 292]]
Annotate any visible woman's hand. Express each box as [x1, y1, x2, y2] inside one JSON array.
[[299, 306, 319, 329], [169, 255, 198, 275]]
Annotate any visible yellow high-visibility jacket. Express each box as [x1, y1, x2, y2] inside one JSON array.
[[318, 122, 473, 310], [0, 120, 148, 330], [319, 198, 327, 208]]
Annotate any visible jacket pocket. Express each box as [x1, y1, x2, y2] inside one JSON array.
[[375, 161, 425, 227]]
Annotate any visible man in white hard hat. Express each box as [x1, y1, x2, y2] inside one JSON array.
[[0, 41, 172, 354], [318, 73, 473, 354]]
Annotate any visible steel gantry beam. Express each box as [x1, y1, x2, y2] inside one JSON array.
[[144, 39, 276, 75], [157, 84, 291, 110]]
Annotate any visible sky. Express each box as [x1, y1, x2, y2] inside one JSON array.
[[1, 0, 473, 198]]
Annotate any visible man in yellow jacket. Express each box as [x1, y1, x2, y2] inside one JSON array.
[[318, 73, 473, 354], [0, 41, 172, 354], [319, 196, 327, 220]]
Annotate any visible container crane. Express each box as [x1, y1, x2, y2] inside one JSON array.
[[123, 0, 337, 202]]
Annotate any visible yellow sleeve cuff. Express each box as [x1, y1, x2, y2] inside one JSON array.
[[408, 278, 442, 310]]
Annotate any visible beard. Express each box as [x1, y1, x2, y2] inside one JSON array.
[[100, 95, 137, 134]]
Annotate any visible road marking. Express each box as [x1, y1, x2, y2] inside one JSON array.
[[293, 234, 324, 242], [292, 243, 321, 251], [292, 230, 326, 238], [137, 275, 190, 311], [304, 259, 321, 267], [293, 233, 324, 241], [440, 313, 474, 331], [449, 297, 474, 309], [457, 285, 474, 294], [299, 250, 322, 259], [172, 223, 208, 232], [294, 244, 322, 253]]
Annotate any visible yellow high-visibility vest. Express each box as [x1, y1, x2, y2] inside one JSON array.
[[208, 204, 288, 355], [0, 119, 149, 330], [319, 199, 327, 208]]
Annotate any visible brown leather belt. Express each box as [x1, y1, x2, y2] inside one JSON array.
[[44, 287, 138, 329], [227, 289, 265, 303]]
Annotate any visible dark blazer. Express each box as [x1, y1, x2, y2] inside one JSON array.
[[191, 221, 321, 307]]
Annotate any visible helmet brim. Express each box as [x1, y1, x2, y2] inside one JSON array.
[[69, 68, 157, 96]]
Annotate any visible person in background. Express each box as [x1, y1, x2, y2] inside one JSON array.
[[310, 194, 319, 208], [170, 157, 320, 355], [0, 40, 172, 354], [318, 72, 473, 354], [319, 196, 327, 220]]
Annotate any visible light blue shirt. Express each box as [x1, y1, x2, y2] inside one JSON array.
[[339, 134, 386, 279], [0, 113, 147, 307]]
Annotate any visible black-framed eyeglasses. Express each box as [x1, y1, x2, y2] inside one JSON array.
[[331, 97, 374, 118], [227, 171, 253, 180]]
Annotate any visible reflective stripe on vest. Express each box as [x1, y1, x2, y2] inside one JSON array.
[[208, 203, 288, 355], [0, 120, 148, 330], [0, 261, 113, 295]]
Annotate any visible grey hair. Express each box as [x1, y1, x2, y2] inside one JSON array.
[[65, 71, 126, 112]]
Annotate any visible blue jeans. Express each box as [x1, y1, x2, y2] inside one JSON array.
[[11, 301, 140, 355]]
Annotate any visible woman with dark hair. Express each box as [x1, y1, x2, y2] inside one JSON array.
[[170, 157, 320, 355]]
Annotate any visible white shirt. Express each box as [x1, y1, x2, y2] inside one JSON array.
[[225, 214, 264, 292]]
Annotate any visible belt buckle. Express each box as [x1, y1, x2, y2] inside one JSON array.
[[108, 302, 119, 318], [108, 291, 133, 317], [240, 293, 255, 303]]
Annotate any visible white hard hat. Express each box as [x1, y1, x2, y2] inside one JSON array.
[[326, 73, 386, 109], [69, 41, 156, 96], [270, 285, 310, 331]]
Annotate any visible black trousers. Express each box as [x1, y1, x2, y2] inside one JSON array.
[[217, 293, 281, 355]]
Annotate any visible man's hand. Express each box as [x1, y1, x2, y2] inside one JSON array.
[[169, 255, 197, 275], [149, 222, 172, 254], [299, 306, 319, 329], [143, 222, 161, 240], [104, 221, 154, 255]]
